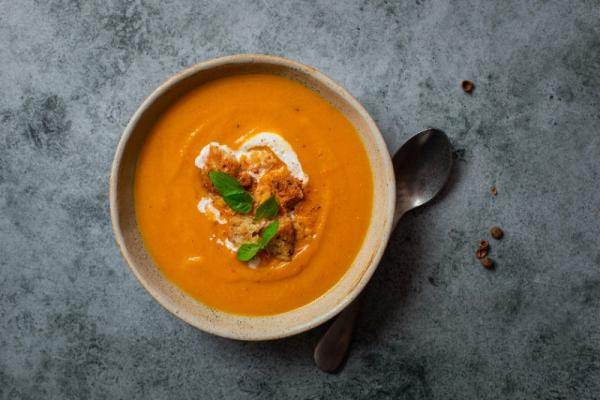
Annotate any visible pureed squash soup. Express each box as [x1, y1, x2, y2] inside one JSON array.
[[134, 74, 373, 315]]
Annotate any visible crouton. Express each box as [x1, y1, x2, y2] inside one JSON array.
[[292, 203, 321, 241], [228, 215, 264, 247], [266, 215, 296, 261], [199, 145, 241, 192], [239, 149, 280, 176], [228, 214, 295, 261], [238, 171, 254, 188], [255, 166, 304, 210]]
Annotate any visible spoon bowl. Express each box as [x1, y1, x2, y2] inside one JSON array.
[[393, 128, 453, 225]]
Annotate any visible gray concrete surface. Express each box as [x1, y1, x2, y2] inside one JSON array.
[[1, 0, 599, 398]]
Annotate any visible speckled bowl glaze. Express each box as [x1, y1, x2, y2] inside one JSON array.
[[110, 54, 395, 340]]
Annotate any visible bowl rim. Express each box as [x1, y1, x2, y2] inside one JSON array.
[[109, 54, 395, 340]]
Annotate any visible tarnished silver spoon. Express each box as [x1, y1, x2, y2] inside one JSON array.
[[314, 128, 453, 372]]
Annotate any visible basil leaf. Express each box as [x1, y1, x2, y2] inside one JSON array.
[[236, 221, 280, 263], [223, 191, 253, 214], [259, 221, 279, 249], [209, 171, 244, 196], [254, 196, 279, 220], [237, 243, 261, 262], [208, 171, 253, 214]]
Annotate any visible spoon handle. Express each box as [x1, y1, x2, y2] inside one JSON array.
[[313, 297, 361, 372]]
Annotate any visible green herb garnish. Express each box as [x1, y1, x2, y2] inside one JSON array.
[[236, 243, 262, 262], [258, 220, 279, 247], [208, 171, 253, 214], [222, 191, 253, 214], [237, 220, 280, 262], [254, 196, 279, 220]]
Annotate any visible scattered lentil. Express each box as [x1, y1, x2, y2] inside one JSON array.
[[462, 80, 474, 94], [481, 258, 494, 269], [476, 247, 488, 259], [490, 226, 504, 240]]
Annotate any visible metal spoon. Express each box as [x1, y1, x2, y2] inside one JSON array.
[[314, 128, 453, 372]]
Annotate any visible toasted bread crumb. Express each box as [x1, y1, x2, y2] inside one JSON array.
[[228, 215, 264, 247], [266, 215, 296, 261], [239, 149, 280, 175], [257, 166, 304, 210], [238, 171, 254, 188], [199, 146, 241, 191], [293, 203, 320, 241]]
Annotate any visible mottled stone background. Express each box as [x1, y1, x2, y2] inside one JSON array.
[[1, 0, 599, 398]]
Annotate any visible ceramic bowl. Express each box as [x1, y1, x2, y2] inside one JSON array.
[[110, 54, 395, 340]]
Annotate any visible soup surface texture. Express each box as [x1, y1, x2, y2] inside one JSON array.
[[134, 74, 373, 315]]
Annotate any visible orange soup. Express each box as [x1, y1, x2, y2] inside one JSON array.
[[134, 74, 373, 315]]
